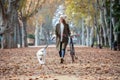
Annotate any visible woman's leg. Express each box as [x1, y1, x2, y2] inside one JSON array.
[[60, 42, 67, 63], [61, 49, 65, 58], [59, 42, 62, 57]]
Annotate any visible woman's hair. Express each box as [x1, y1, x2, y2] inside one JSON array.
[[60, 17, 67, 25], [62, 18, 67, 24]]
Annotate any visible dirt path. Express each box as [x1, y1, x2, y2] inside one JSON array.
[[0, 46, 120, 80]]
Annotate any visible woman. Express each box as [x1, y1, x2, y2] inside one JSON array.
[[55, 17, 70, 63]]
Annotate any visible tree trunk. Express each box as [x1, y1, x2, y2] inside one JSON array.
[[21, 18, 28, 47], [5, 1, 16, 48], [35, 21, 40, 46], [81, 18, 85, 45], [86, 26, 90, 46], [44, 15, 53, 44], [94, 15, 100, 47], [90, 27, 94, 47], [0, 34, 5, 49], [99, 25, 104, 46], [78, 31, 81, 45], [0, 0, 21, 49], [100, 9, 107, 46], [7, 33, 13, 48], [16, 21, 22, 48], [39, 24, 48, 45], [97, 0, 108, 47], [104, 0, 109, 46], [0, 1, 6, 49], [13, 9, 20, 48]]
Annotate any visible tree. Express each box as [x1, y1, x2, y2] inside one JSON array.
[[18, 0, 46, 47], [65, 0, 97, 46], [33, 0, 62, 45], [0, 0, 21, 49], [64, 0, 120, 49], [0, 0, 46, 49]]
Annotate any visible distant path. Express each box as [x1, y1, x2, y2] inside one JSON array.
[[28, 44, 87, 48]]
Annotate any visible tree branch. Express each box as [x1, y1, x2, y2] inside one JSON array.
[[27, 0, 46, 18]]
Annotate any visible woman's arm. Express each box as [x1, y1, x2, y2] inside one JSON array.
[[55, 24, 60, 37]]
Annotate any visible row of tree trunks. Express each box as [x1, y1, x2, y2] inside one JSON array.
[[0, 0, 27, 49]]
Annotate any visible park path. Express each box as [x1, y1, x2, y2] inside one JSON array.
[[0, 46, 120, 80]]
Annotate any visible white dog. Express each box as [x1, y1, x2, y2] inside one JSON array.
[[36, 46, 47, 65], [36, 37, 55, 65]]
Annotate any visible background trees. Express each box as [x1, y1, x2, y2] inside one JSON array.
[[0, 0, 120, 49], [0, 0, 21, 49], [0, 0, 46, 48], [64, 0, 120, 49], [0, 0, 64, 49]]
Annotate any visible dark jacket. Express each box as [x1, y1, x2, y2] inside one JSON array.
[[55, 23, 70, 50]]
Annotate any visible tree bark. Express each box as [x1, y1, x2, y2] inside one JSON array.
[[86, 26, 91, 46], [94, 15, 100, 47], [21, 17, 28, 47], [0, 0, 6, 49], [35, 21, 40, 46], [81, 18, 85, 45], [90, 27, 94, 47], [0, 0, 21, 49], [6, 0, 20, 48], [17, 22, 22, 48], [100, 9, 107, 46]]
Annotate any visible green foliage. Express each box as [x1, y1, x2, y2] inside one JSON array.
[[27, 34, 35, 39]]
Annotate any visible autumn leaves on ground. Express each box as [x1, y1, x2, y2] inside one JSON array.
[[0, 46, 120, 80]]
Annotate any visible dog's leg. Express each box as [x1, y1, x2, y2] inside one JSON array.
[[42, 53, 45, 64], [43, 50, 46, 64], [36, 53, 43, 64]]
